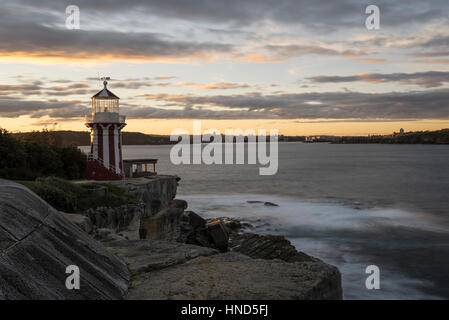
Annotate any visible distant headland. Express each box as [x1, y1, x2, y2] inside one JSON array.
[[10, 128, 449, 147], [11, 130, 175, 147]]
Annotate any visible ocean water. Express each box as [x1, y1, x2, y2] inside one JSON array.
[[80, 143, 449, 299]]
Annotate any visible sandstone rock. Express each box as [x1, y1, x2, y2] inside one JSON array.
[[0, 179, 343, 301], [127, 251, 342, 300], [96, 228, 114, 238], [205, 220, 229, 252], [189, 228, 214, 248], [106, 239, 218, 275], [183, 211, 206, 229], [94, 228, 129, 243], [0, 179, 129, 300], [264, 201, 279, 207], [139, 228, 147, 240], [117, 176, 178, 216], [140, 207, 227, 251], [229, 233, 317, 262], [169, 199, 188, 210], [84, 204, 145, 240], [150, 199, 161, 214], [140, 207, 185, 242], [62, 213, 94, 234], [209, 217, 242, 233]]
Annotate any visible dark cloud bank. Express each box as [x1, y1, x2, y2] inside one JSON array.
[[2, 89, 449, 120]]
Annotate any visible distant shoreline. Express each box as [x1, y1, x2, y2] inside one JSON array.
[[11, 128, 449, 147]]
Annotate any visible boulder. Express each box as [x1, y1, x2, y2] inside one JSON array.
[[139, 207, 228, 251], [209, 217, 242, 233], [229, 233, 317, 262], [0, 179, 129, 300], [188, 228, 214, 248], [169, 199, 188, 210], [183, 211, 206, 229], [140, 207, 185, 242], [205, 220, 229, 252], [264, 201, 279, 207]]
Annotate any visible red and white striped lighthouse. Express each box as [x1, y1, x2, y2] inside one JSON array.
[[85, 78, 126, 180]]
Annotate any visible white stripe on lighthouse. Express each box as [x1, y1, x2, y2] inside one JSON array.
[[114, 126, 120, 174], [102, 124, 110, 169]]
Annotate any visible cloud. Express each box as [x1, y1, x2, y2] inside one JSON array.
[[12, 0, 449, 30], [199, 82, 251, 90], [134, 89, 449, 120], [0, 98, 87, 118], [154, 76, 177, 80], [0, 82, 43, 95], [117, 80, 256, 90], [416, 35, 449, 48], [44, 82, 91, 96], [2, 1, 448, 63], [307, 72, 449, 88], [110, 80, 170, 90], [2, 1, 449, 125], [235, 44, 380, 62], [412, 59, 449, 65], [175, 82, 253, 90], [3, 87, 449, 121], [0, 7, 233, 62], [0, 79, 93, 97]]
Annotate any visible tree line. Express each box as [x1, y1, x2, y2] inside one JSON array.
[[0, 128, 86, 180]]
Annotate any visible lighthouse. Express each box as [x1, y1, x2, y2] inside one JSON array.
[[85, 78, 126, 180]]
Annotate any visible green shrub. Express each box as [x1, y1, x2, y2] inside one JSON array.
[[0, 128, 87, 180], [36, 176, 86, 197], [26, 180, 78, 212], [0, 167, 37, 180], [19, 178, 139, 212], [56, 145, 87, 179]]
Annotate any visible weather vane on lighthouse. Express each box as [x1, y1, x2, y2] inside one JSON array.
[[85, 77, 126, 180], [100, 76, 110, 88]]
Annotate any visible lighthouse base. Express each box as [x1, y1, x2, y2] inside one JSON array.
[[86, 160, 123, 181]]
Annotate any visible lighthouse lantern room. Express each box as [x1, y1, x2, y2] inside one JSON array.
[[85, 78, 126, 180]]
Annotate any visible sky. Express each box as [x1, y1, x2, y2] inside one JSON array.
[[0, 0, 449, 136]]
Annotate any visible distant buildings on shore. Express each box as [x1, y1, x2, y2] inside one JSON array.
[[305, 136, 321, 143], [391, 128, 406, 137]]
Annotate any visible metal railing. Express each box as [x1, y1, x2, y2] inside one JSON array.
[[87, 154, 124, 177], [84, 114, 126, 124]]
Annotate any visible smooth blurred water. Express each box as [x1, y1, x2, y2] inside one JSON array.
[[80, 142, 449, 299]]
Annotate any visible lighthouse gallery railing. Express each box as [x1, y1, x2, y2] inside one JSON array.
[[87, 153, 124, 177]]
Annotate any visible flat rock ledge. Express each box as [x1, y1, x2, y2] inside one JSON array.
[[105, 239, 342, 300], [106, 239, 218, 275]]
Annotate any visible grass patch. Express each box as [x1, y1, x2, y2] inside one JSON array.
[[18, 176, 139, 212]]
